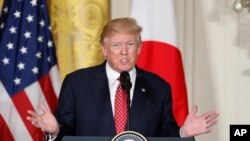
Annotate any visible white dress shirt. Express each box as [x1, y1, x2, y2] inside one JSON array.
[[105, 62, 136, 116]]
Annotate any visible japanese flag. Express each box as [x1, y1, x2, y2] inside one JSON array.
[[131, 0, 188, 126]]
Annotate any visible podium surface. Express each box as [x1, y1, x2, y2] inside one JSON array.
[[62, 136, 195, 141]]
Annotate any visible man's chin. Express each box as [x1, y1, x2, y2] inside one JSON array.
[[117, 66, 133, 72]]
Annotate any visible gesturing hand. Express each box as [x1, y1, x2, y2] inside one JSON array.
[[26, 103, 59, 137], [181, 105, 219, 137]]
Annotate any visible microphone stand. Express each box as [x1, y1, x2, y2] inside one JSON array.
[[125, 88, 131, 131]]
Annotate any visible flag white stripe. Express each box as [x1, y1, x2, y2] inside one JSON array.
[[0, 81, 32, 141], [49, 65, 61, 98], [130, 0, 177, 46], [25, 81, 50, 113]]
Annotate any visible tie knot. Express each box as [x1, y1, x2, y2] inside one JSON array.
[[117, 77, 121, 82]]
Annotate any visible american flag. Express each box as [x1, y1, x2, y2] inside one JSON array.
[[0, 0, 61, 141]]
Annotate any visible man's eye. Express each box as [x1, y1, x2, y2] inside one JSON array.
[[112, 44, 120, 47], [128, 42, 135, 47]]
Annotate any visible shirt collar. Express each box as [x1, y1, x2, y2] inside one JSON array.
[[106, 62, 136, 85]]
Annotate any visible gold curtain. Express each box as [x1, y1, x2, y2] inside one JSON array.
[[0, 0, 3, 14], [48, 0, 109, 79]]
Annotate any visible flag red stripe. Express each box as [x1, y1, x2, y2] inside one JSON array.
[[137, 41, 188, 125], [12, 91, 44, 141], [0, 115, 14, 141], [39, 75, 58, 112]]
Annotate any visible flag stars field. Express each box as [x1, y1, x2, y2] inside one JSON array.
[[13, 10, 21, 18], [9, 26, 17, 34], [6, 42, 14, 50], [26, 15, 34, 23], [0, 23, 4, 29], [36, 52, 42, 59], [47, 40, 53, 47], [20, 46, 28, 54], [32, 66, 39, 74], [47, 57, 51, 62], [30, 0, 38, 6], [2, 57, 10, 65], [3, 7, 8, 13], [24, 31, 31, 39], [14, 77, 21, 85], [37, 36, 43, 42], [39, 20, 45, 27], [17, 62, 25, 70]]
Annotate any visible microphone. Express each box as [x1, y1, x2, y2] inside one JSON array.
[[120, 71, 132, 131], [120, 71, 132, 92]]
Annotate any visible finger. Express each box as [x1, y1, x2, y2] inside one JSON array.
[[203, 128, 213, 134], [27, 116, 46, 130], [205, 112, 219, 123], [32, 118, 47, 130], [190, 105, 198, 115], [41, 128, 47, 133], [31, 122, 39, 128], [30, 119, 41, 128], [27, 110, 39, 118], [26, 116, 33, 121], [40, 103, 49, 113], [201, 110, 217, 118], [206, 119, 218, 129], [26, 115, 40, 124]]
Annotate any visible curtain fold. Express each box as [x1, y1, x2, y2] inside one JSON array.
[[0, 0, 3, 14], [48, 0, 109, 79]]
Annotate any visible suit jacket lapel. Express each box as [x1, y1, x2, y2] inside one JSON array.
[[90, 62, 116, 136], [130, 68, 147, 131]]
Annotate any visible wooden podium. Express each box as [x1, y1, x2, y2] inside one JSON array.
[[62, 136, 195, 141]]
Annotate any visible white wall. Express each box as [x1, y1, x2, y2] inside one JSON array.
[[110, 0, 132, 19], [111, 0, 250, 141]]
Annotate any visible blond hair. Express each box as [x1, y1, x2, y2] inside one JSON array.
[[100, 17, 142, 45]]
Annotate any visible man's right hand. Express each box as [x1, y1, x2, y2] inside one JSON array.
[[26, 103, 59, 138]]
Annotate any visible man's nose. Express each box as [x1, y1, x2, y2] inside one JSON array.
[[120, 44, 128, 55]]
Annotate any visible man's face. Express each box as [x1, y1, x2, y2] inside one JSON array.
[[101, 33, 141, 72]]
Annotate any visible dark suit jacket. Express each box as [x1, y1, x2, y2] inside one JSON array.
[[55, 62, 180, 141]]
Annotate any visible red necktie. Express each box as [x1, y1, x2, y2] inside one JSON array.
[[114, 81, 127, 134]]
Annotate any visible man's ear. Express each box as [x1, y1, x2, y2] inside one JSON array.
[[137, 43, 142, 55], [101, 44, 107, 57]]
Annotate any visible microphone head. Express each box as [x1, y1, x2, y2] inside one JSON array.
[[120, 71, 132, 91], [120, 71, 130, 81]]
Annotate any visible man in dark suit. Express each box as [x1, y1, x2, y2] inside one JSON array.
[[27, 17, 219, 141]]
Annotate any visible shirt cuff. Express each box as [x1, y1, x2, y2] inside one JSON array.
[[179, 126, 184, 137], [45, 133, 57, 141]]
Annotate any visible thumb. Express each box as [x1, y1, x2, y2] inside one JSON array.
[[190, 105, 198, 115]]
